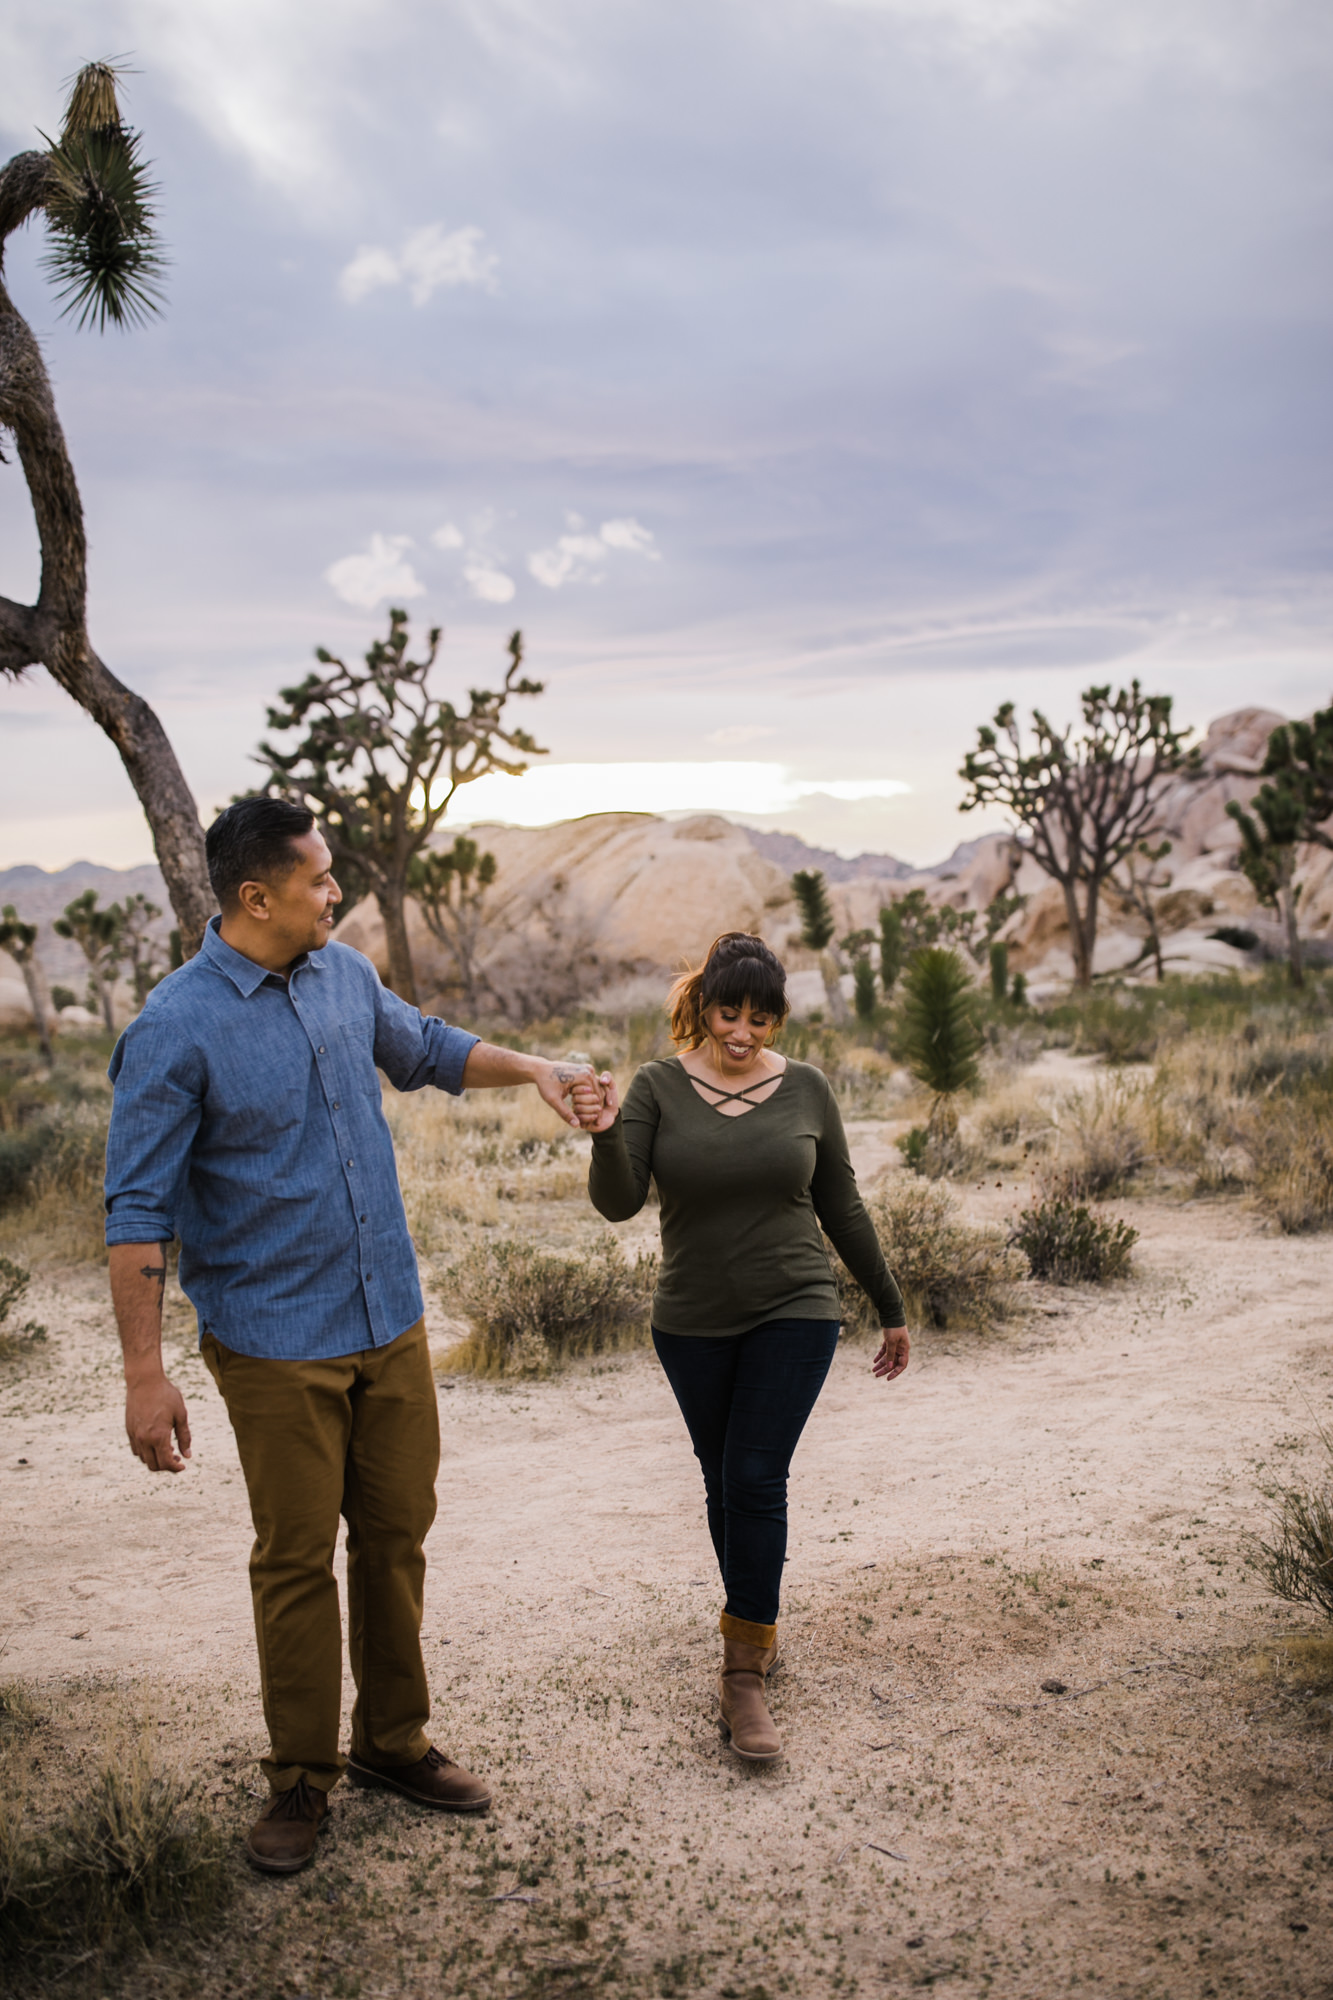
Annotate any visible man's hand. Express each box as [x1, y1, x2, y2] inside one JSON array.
[[534, 1060, 598, 1129], [110, 1241, 193, 1474], [125, 1370, 193, 1473], [872, 1328, 910, 1382], [573, 1071, 619, 1133]]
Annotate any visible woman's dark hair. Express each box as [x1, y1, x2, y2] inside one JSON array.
[[668, 932, 789, 1049], [206, 795, 316, 909]]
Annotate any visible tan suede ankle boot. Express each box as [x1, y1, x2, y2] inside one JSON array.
[[718, 1638, 782, 1762]]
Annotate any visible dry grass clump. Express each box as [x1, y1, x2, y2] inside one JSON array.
[[973, 1076, 1053, 1158], [0, 1257, 47, 1361], [0, 1035, 112, 1266], [1244, 1090, 1333, 1233], [1048, 1076, 1154, 1196], [837, 1180, 1023, 1333], [1008, 1190, 1138, 1283], [436, 1233, 657, 1376], [0, 1727, 229, 1984], [1252, 1426, 1333, 1619], [386, 1085, 591, 1257]]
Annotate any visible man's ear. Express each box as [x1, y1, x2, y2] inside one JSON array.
[[236, 879, 271, 923]]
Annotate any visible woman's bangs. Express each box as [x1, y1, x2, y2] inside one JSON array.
[[702, 958, 787, 1019]]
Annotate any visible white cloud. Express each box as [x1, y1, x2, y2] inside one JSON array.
[[338, 244, 401, 304], [431, 522, 465, 550], [527, 516, 660, 589], [462, 560, 517, 604], [441, 761, 910, 822], [338, 223, 499, 307], [599, 516, 659, 555], [324, 533, 425, 609], [527, 532, 606, 589], [707, 724, 779, 746]]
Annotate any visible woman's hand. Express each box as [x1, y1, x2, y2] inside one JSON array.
[[872, 1328, 910, 1382], [573, 1070, 619, 1132]]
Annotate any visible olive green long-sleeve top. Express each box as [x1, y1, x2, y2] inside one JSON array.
[[588, 1057, 906, 1339]]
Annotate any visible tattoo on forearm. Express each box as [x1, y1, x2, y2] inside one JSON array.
[[139, 1260, 167, 1300]]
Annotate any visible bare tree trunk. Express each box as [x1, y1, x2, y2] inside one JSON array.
[[1060, 879, 1094, 989], [377, 881, 420, 1008], [16, 954, 54, 1060], [1281, 874, 1305, 989], [0, 226, 213, 956], [819, 951, 850, 1022], [97, 973, 116, 1036]]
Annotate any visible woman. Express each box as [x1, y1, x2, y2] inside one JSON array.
[[576, 931, 909, 1764]]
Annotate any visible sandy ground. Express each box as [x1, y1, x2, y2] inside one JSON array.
[[3, 1155, 1333, 1998]]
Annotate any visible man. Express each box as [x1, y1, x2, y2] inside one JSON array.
[[106, 796, 594, 1874]]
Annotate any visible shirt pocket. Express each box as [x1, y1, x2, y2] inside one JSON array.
[[336, 1011, 382, 1101]]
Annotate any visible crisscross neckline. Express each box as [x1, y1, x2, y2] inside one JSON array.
[[676, 1056, 788, 1116]]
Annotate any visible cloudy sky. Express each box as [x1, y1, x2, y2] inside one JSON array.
[[3, 0, 1332, 869]]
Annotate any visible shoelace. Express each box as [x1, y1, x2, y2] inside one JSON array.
[[269, 1780, 314, 1818]]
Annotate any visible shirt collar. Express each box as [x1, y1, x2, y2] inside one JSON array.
[[201, 915, 329, 996]]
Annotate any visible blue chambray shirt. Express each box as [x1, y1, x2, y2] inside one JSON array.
[[104, 917, 478, 1360]]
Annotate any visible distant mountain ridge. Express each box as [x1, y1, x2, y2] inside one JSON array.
[[740, 828, 994, 884]]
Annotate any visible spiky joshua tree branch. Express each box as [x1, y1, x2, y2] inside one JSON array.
[[0, 62, 212, 955]]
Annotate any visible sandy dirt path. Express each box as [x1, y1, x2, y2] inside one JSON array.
[[3, 1186, 1332, 1998]]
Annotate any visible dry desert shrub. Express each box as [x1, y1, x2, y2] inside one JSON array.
[[0, 1257, 46, 1361], [386, 1084, 590, 1257], [1047, 1076, 1154, 1197], [835, 1180, 1023, 1333], [1008, 1192, 1137, 1284], [1246, 1092, 1333, 1232], [1252, 1426, 1333, 1622], [974, 1076, 1053, 1158], [436, 1233, 657, 1377], [0, 1727, 229, 1982]]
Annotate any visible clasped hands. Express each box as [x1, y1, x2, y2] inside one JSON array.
[[533, 1059, 617, 1132]]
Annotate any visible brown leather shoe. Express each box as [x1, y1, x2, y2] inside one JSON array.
[[719, 1638, 783, 1763], [345, 1744, 492, 1813], [245, 1778, 329, 1874]]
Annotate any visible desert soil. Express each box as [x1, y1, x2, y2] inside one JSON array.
[[3, 1135, 1333, 1999]]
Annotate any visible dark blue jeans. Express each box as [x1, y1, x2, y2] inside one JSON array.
[[653, 1318, 840, 1629]]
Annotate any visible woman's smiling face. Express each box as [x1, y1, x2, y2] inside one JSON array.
[[702, 998, 777, 1070]]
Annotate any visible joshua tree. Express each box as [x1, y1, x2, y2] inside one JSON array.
[[960, 683, 1195, 989], [1114, 838, 1173, 983], [54, 888, 124, 1032], [256, 612, 545, 1006], [408, 834, 498, 1015], [878, 903, 905, 995], [1228, 780, 1307, 988], [898, 946, 981, 1141], [115, 891, 166, 1007], [1251, 704, 1333, 850], [988, 938, 1009, 1003], [0, 905, 56, 1058], [0, 61, 212, 953], [790, 869, 847, 1020], [791, 869, 834, 952]]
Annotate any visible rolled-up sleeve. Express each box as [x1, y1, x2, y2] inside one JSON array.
[[370, 976, 478, 1095], [105, 1018, 206, 1246]]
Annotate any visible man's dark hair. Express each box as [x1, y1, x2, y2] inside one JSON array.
[[207, 796, 316, 909]]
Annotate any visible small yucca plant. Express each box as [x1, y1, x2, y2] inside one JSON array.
[[898, 946, 981, 1138]]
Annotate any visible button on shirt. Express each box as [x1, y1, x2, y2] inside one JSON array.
[[104, 918, 478, 1360]]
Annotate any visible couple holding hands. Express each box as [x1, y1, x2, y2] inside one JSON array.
[[105, 795, 908, 1876]]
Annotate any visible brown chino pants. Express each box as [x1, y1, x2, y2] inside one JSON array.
[[202, 1318, 439, 1794]]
